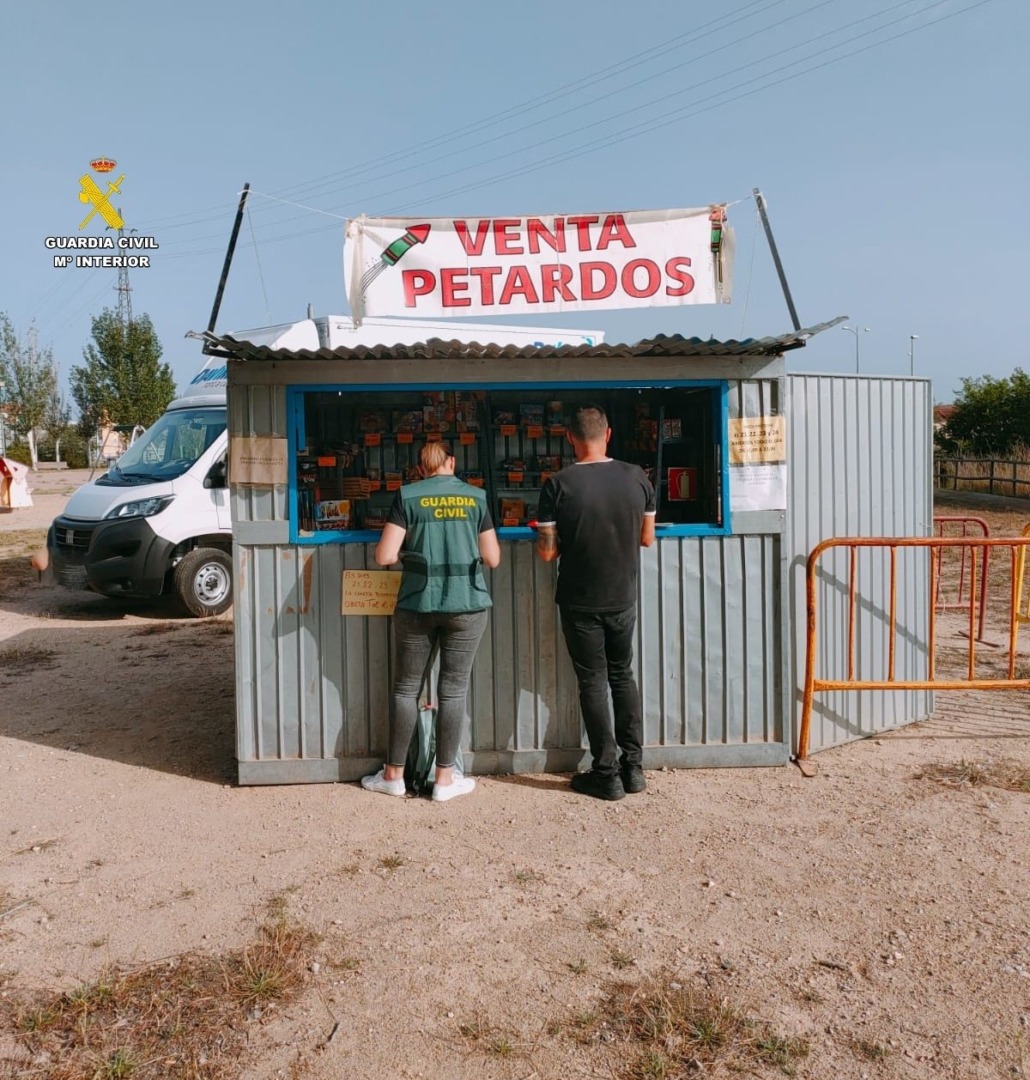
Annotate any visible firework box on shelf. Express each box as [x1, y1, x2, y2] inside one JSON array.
[[314, 499, 353, 529]]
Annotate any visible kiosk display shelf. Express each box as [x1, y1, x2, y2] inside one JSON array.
[[289, 384, 724, 542]]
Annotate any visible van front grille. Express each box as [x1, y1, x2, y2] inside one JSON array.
[[54, 524, 93, 553]]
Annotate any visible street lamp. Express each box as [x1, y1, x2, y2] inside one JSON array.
[[841, 325, 871, 373], [909, 334, 919, 376]]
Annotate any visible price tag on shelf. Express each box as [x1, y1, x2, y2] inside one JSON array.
[[427, 431, 443, 442], [386, 479, 402, 491], [499, 424, 517, 437], [459, 432, 476, 445], [364, 433, 381, 447], [317, 456, 336, 467], [397, 432, 414, 444], [526, 425, 544, 439], [548, 425, 566, 436], [507, 471, 524, 485], [368, 480, 382, 492], [502, 516, 520, 527], [467, 477, 485, 488]]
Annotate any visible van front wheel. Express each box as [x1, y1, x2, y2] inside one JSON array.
[[174, 547, 233, 617]]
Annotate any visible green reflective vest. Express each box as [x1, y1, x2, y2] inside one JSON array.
[[396, 475, 492, 613]]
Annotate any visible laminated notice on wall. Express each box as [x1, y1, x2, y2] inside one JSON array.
[[341, 570, 402, 616], [728, 416, 786, 511], [230, 436, 288, 486]]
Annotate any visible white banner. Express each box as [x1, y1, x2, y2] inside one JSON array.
[[344, 207, 733, 320]]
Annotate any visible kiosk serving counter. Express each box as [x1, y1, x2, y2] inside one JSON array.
[[214, 323, 835, 785]]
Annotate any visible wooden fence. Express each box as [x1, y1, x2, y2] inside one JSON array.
[[934, 457, 1030, 499]]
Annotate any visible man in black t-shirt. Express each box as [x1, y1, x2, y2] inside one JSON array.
[[535, 405, 656, 801]]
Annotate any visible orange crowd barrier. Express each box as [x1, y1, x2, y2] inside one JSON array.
[[933, 515, 990, 641], [799, 535, 1030, 760]]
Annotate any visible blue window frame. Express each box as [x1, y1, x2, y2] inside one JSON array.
[[286, 380, 731, 544]]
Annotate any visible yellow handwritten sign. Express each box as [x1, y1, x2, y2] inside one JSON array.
[[341, 570, 402, 616], [728, 416, 786, 466]]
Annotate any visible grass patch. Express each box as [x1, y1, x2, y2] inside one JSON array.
[[378, 854, 405, 871], [609, 948, 635, 970], [204, 619, 235, 635], [0, 643, 58, 675], [851, 1037, 892, 1060], [587, 911, 614, 933], [0, 529, 48, 552], [565, 970, 810, 1077], [511, 867, 544, 885], [131, 623, 178, 636], [915, 758, 1030, 793], [0, 913, 318, 1079], [455, 1011, 525, 1060], [0, 531, 48, 595]]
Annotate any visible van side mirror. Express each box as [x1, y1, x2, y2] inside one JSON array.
[[204, 459, 227, 489]]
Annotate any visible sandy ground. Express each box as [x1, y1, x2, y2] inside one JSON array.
[[1, 471, 1028, 1078]]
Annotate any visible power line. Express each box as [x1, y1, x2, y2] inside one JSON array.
[[147, 0, 974, 256], [25, 0, 999, 326], [269, 0, 798, 204], [127, 0, 791, 235]]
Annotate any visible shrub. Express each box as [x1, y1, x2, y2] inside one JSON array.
[[2, 441, 32, 466]]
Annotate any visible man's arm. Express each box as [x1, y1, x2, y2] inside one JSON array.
[[535, 523, 560, 562], [640, 513, 656, 548]]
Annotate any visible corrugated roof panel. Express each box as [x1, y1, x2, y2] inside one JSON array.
[[204, 316, 846, 362]]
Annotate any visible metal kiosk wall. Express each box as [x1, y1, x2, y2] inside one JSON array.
[[221, 331, 804, 786]]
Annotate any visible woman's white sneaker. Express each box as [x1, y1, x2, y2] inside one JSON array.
[[360, 769, 406, 797], [431, 775, 476, 802]]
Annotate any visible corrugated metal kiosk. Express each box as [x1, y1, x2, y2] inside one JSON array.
[[213, 323, 933, 785]]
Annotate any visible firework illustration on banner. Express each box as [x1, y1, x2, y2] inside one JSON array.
[[351, 221, 432, 312]]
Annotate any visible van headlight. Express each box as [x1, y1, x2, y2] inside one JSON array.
[[105, 496, 174, 520]]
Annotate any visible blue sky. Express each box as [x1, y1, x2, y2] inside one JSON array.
[[2, 0, 1026, 405]]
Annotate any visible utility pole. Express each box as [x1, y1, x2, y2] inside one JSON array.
[[116, 217, 134, 330]]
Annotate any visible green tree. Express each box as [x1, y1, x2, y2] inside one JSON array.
[[0, 313, 59, 469], [942, 369, 1030, 455], [70, 310, 175, 435], [41, 381, 73, 463]]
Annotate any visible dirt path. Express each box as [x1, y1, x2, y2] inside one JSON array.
[[1, 482, 1028, 1078]]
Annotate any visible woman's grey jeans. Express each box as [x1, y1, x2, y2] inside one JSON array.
[[388, 608, 489, 770]]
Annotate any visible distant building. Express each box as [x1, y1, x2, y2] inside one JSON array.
[[934, 403, 957, 431]]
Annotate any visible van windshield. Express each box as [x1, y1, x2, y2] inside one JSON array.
[[99, 408, 227, 485]]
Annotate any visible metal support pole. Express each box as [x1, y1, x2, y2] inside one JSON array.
[[753, 188, 800, 332], [204, 182, 250, 353]]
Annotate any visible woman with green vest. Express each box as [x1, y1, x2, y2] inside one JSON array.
[[362, 441, 501, 802]]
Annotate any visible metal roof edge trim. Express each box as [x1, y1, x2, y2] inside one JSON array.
[[200, 316, 846, 363]]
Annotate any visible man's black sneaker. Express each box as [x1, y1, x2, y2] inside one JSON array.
[[621, 763, 646, 793], [570, 770, 626, 801]]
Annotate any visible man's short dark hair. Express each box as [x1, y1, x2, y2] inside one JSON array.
[[569, 405, 608, 441]]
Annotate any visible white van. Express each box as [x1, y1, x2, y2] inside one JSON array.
[[48, 316, 602, 616]]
